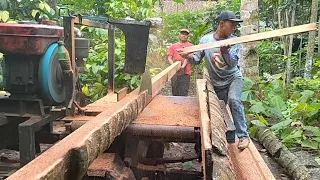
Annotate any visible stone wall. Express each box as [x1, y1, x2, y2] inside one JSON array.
[[159, 0, 217, 14]]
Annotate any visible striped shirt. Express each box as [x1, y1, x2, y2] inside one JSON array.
[[190, 33, 243, 89]]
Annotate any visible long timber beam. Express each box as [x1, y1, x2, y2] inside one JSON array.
[[178, 23, 317, 53], [7, 62, 181, 180]]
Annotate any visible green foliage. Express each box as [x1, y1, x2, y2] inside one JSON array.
[[105, 0, 157, 20], [205, 0, 241, 35], [73, 0, 158, 100], [0, 0, 56, 22], [244, 70, 320, 149], [78, 27, 141, 101], [61, 0, 156, 20], [258, 40, 308, 77], [160, 11, 210, 45]]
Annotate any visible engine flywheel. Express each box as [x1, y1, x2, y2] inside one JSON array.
[[39, 43, 66, 105]]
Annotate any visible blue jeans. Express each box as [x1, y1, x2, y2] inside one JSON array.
[[214, 78, 249, 138]]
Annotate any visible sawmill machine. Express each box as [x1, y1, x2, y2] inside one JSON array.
[[0, 14, 151, 166]]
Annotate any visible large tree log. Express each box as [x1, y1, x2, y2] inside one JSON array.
[[204, 70, 236, 179], [7, 62, 181, 180], [256, 127, 311, 180], [196, 78, 236, 180], [203, 69, 274, 180], [7, 89, 147, 180]]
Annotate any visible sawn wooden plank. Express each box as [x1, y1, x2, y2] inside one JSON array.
[[177, 23, 317, 53]]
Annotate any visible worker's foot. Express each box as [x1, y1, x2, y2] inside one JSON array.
[[238, 137, 250, 150]]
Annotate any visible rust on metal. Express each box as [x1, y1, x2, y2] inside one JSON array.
[[133, 96, 200, 127], [87, 153, 135, 179], [140, 155, 199, 165], [62, 115, 93, 122], [228, 138, 275, 180], [0, 23, 63, 55], [123, 124, 198, 142]]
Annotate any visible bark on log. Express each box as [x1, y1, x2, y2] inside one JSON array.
[[7, 90, 147, 180], [203, 69, 236, 180], [255, 127, 312, 180], [7, 61, 182, 180]]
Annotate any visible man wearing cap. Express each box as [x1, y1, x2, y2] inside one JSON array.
[[181, 11, 250, 149], [167, 29, 193, 96]]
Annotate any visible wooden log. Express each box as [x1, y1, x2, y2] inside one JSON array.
[[177, 23, 317, 53], [7, 89, 147, 180], [7, 62, 182, 180], [203, 69, 236, 180], [197, 79, 236, 180], [203, 68, 274, 180], [255, 127, 311, 180]]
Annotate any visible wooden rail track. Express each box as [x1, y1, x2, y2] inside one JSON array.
[[6, 61, 275, 180]]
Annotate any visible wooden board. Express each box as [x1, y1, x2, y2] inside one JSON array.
[[196, 79, 212, 180], [228, 138, 275, 180], [151, 61, 181, 98], [177, 23, 317, 53], [133, 96, 200, 127]]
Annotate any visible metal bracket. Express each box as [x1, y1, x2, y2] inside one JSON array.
[[19, 114, 59, 167]]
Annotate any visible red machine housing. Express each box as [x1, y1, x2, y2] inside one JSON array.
[[0, 23, 63, 55]]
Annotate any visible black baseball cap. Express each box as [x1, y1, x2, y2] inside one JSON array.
[[218, 10, 243, 22]]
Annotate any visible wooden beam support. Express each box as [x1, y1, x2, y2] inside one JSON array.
[[178, 23, 317, 53]]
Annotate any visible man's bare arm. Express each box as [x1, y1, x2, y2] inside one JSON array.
[[168, 55, 174, 65], [181, 59, 188, 68]]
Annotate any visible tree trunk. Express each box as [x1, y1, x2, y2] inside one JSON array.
[[278, 10, 288, 56], [304, 0, 318, 79], [240, 0, 259, 81], [318, 16, 320, 53], [255, 127, 311, 179], [286, 0, 297, 85]]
